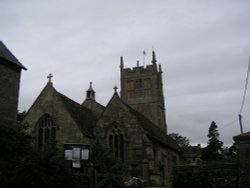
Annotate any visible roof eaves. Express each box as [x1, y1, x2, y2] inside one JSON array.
[[0, 41, 27, 70]]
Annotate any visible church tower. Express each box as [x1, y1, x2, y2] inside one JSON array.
[[120, 51, 167, 133]]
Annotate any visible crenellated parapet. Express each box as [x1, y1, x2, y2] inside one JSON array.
[[121, 64, 159, 77], [120, 50, 162, 77]]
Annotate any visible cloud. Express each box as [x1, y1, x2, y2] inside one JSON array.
[[1, 0, 250, 146]]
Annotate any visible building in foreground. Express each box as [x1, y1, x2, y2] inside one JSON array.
[[0, 41, 27, 127]]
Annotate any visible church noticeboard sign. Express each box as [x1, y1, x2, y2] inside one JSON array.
[[64, 143, 90, 168]]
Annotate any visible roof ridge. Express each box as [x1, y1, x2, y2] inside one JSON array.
[[82, 98, 105, 109], [100, 91, 120, 115], [56, 91, 97, 138], [0, 41, 27, 70], [22, 82, 55, 120], [58, 92, 91, 112]]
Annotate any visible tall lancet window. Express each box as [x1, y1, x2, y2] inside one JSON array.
[[108, 124, 124, 162], [37, 114, 56, 148]]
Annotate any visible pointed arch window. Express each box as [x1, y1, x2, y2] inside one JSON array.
[[108, 124, 124, 162], [37, 114, 56, 148]]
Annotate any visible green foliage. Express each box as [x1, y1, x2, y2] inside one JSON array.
[[169, 133, 190, 150], [222, 144, 237, 162], [228, 144, 236, 156], [202, 121, 224, 161], [173, 164, 238, 188], [0, 124, 75, 188], [2, 148, 74, 188], [0, 124, 32, 164], [90, 140, 124, 174]]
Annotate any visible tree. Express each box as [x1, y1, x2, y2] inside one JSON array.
[[0, 124, 75, 188], [169, 133, 190, 150], [202, 121, 224, 161], [90, 140, 123, 174], [0, 124, 31, 165]]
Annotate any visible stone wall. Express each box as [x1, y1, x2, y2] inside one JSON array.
[[96, 93, 149, 177], [96, 93, 179, 187], [173, 163, 238, 188], [120, 58, 166, 132], [233, 132, 250, 188], [0, 60, 21, 127], [22, 83, 91, 147]]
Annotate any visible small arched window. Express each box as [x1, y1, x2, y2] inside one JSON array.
[[37, 114, 56, 148], [108, 124, 124, 162]]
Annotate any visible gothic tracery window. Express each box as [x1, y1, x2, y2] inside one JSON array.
[[108, 124, 124, 161], [126, 78, 152, 98], [37, 114, 56, 148]]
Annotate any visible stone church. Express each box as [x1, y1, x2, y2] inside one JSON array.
[[22, 51, 180, 187]]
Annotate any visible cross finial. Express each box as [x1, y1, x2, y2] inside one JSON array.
[[113, 86, 118, 93], [47, 73, 53, 83]]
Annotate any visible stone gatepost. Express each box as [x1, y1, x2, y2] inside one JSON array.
[[233, 132, 250, 188]]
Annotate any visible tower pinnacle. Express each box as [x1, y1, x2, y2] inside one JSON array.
[[152, 50, 157, 64], [120, 56, 124, 69]]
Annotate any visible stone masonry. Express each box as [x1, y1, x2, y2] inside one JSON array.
[[0, 41, 26, 127], [120, 51, 167, 133]]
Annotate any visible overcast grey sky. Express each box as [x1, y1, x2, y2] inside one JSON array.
[[1, 0, 250, 146]]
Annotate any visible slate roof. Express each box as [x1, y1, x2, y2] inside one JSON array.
[[82, 99, 105, 118], [57, 92, 98, 138], [0, 41, 27, 70], [115, 94, 180, 152], [129, 106, 179, 151]]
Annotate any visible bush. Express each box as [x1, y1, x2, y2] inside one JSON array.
[[0, 124, 75, 188]]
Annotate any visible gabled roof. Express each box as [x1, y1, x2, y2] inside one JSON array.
[[0, 41, 27, 70], [82, 99, 105, 118], [57, 92, 98, 137], [125, 103, 180, 152], [106, 92, 180, 152], [24, 82, 97, 138]]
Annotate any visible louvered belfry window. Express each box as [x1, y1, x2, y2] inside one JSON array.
[[37, 114, 56, 148]]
